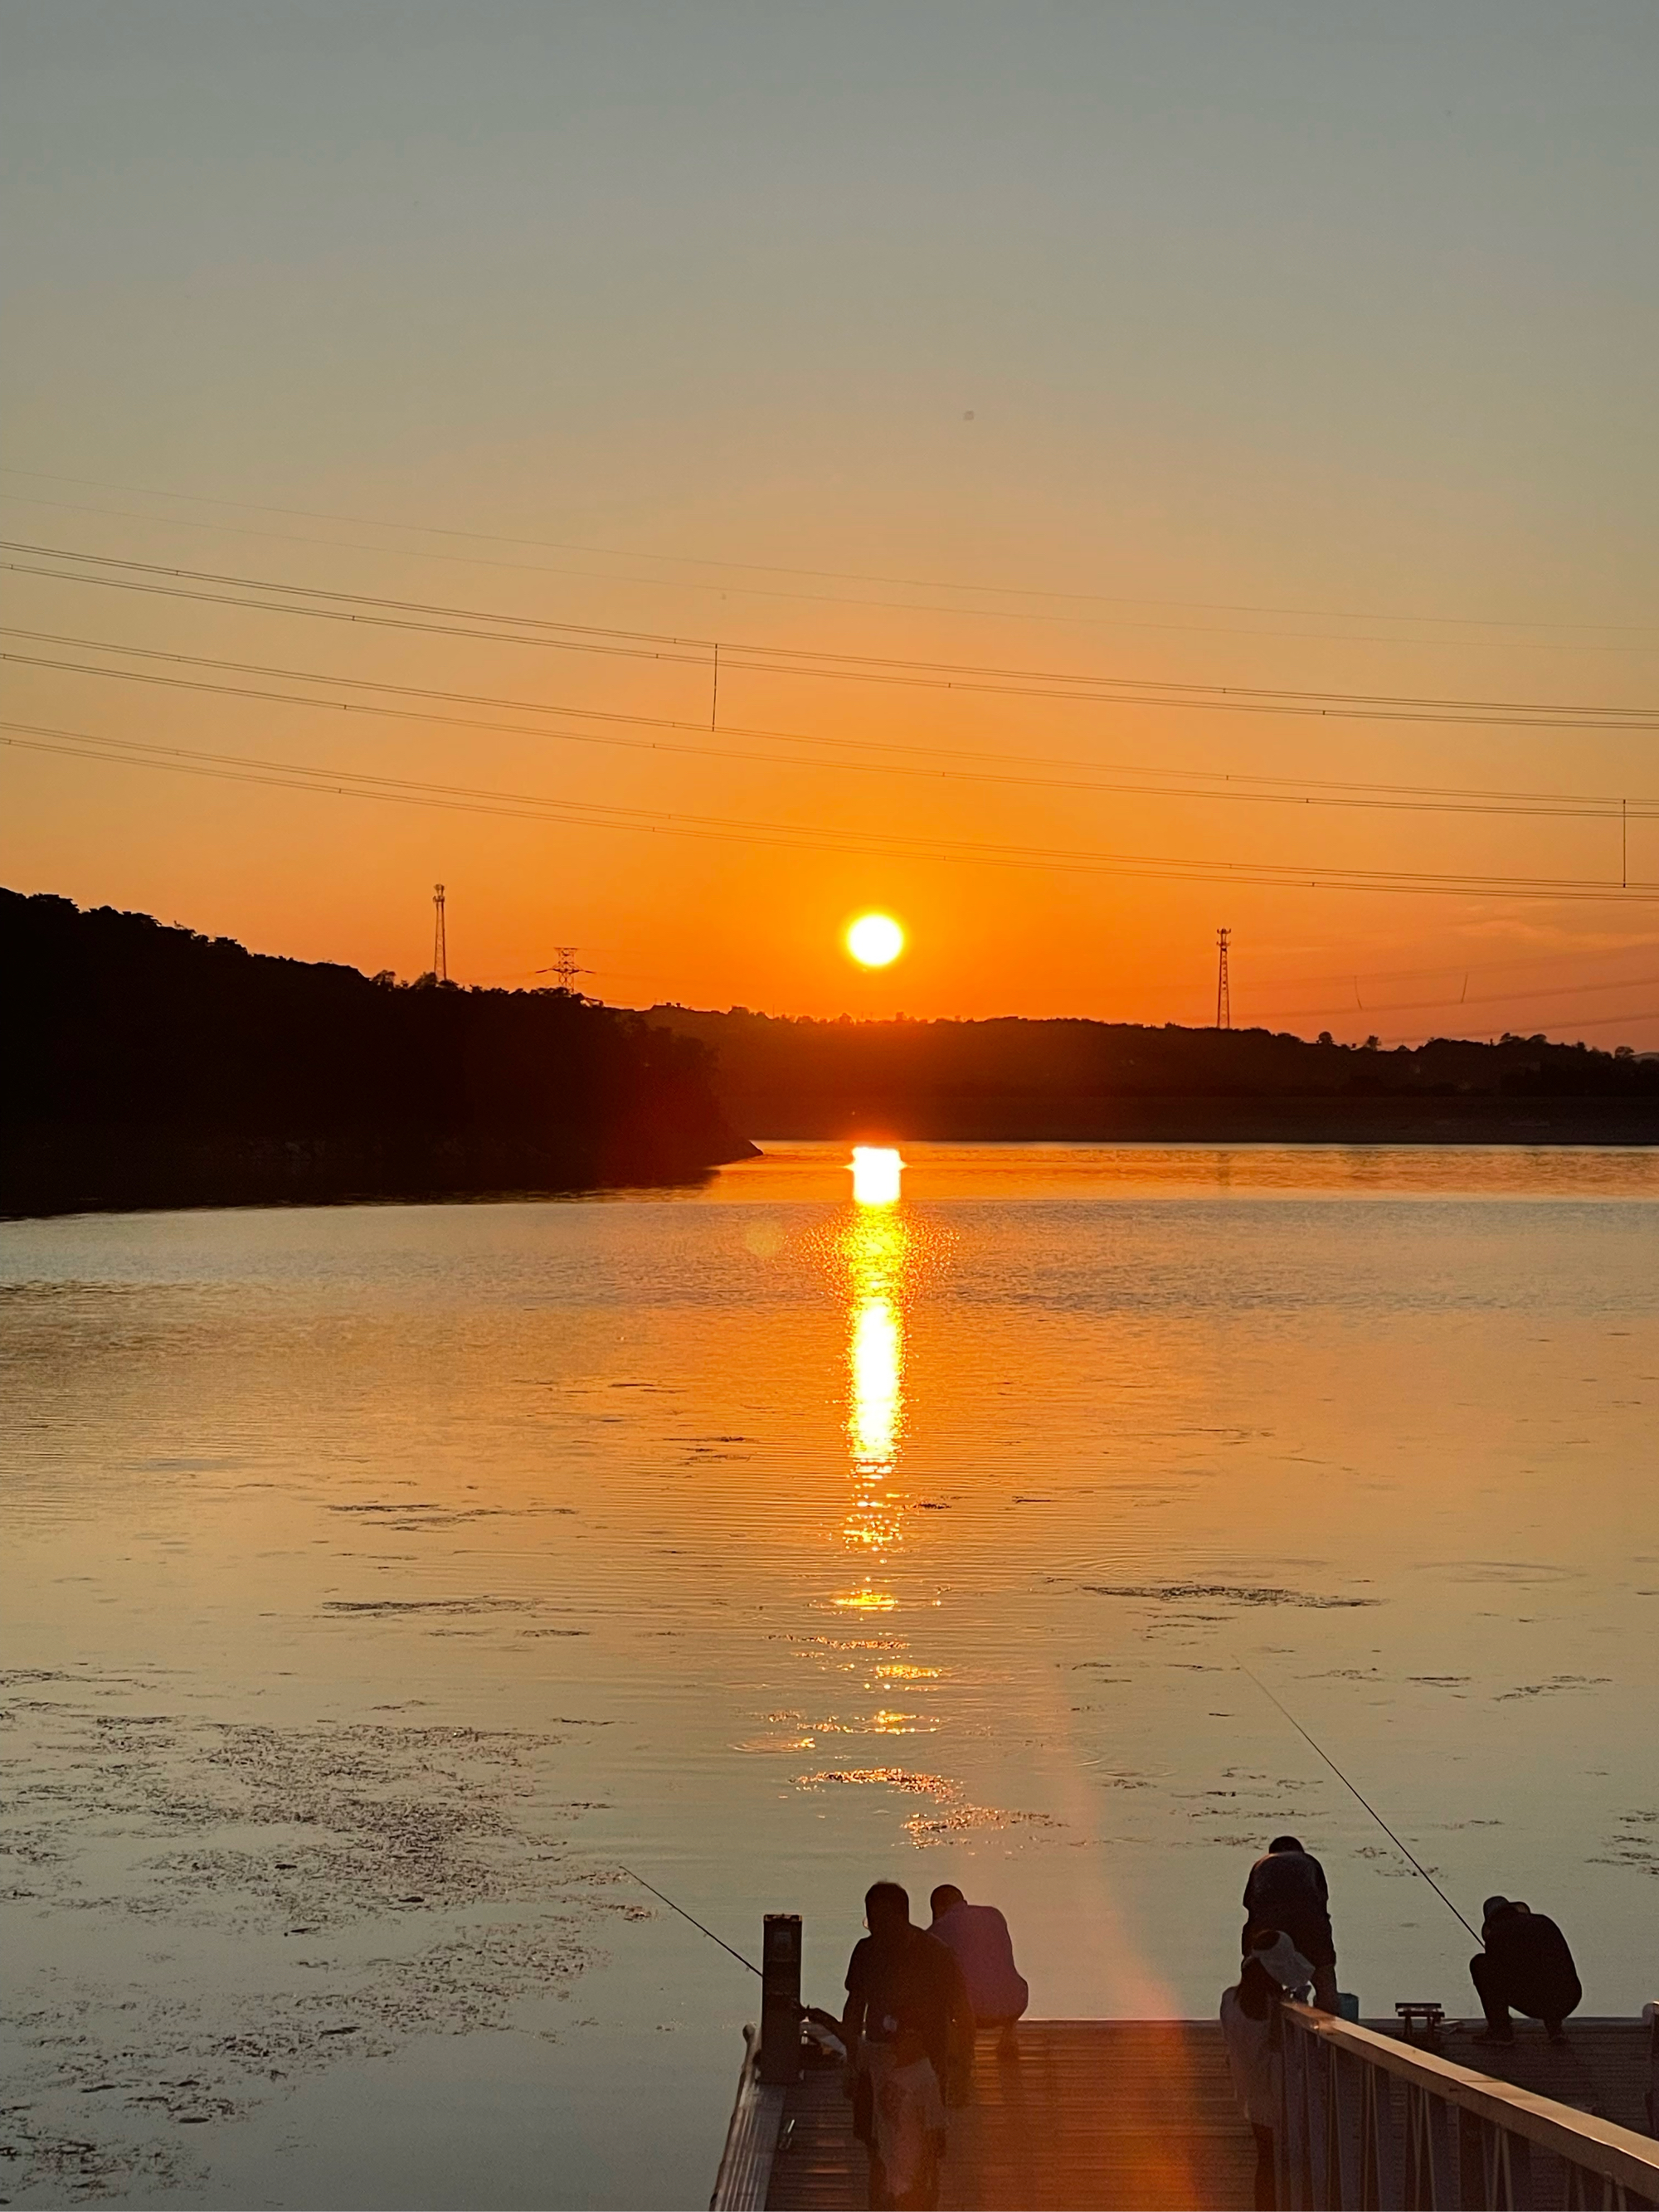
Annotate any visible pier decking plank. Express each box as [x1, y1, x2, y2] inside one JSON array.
[[766, 2023, 1256, 2211], [762, 2020, 1652, 2212]]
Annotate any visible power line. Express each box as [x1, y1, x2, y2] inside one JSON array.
[[6, 715, 1657, 907], [9, 626, 1656, 826], [4, 538, 1655, 730], [0, 554, 709, 668], [12, 622, 1652, 807], [1256, 967, 1659, 1023], [4, 460, 1650, 635], [22, 488, 1620, 659], [1370, 1004, 1657, 1044], [1251, 938, 1659, 999]]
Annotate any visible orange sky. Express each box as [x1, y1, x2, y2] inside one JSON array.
[[2, 4, 1657, 1046]]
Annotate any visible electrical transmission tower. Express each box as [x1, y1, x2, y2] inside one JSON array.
[[1215, 926, 1231, 1029], [528, 946, 588, 992], [432, 883, 448, 983]]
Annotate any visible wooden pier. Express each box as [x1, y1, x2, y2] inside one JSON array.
[[767, 2020, 1256, 2211], [715, 2012, 1659, 2211]]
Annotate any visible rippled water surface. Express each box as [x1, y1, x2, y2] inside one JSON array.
[[3, 1145, 1657, 2207]]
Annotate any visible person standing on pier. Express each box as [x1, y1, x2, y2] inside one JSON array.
[[1470, 1895, 1582, 2045], [842, 1880, 969, 2211], [1242, 1836, 1340, 2013], [1221, 1928, 1316, 2212]]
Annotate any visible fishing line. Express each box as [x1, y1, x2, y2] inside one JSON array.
[[616, 1869, 845, 2044], [1237, 1662, 1481, 1942], [616, 1866, 763, 1976]]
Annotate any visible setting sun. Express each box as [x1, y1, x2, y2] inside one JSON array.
[[846, 912, 905, 969], [849, 1145, 904, 1206]]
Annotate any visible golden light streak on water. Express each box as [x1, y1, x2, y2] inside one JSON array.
[[840, 1167, 911, 1554], [849, 1296, 902, 1480]]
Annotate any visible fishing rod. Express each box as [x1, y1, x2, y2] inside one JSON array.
[[617, 1866, 847, 2040], [617, 1865, 763, 1976], [1237, 1662, 1482, 1943]]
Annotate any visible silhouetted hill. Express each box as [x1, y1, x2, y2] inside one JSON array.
[[1, 890, 752, 1216], [646, 1004, 1659, 1145]]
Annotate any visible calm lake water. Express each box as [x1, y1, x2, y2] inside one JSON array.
[[3, 1144, 1657, 2208]]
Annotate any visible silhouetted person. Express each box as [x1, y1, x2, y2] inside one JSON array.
[[842, 1881, 970, 2210], [1243, 1836, 1339, 2013], [1221, 1928, 1315, 2210], [928, 1884, 1029, 2062], [1471, 1896, 1582, 2045]]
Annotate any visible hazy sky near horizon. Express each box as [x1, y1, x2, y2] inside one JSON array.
[[3, 2, 1657, 1042]]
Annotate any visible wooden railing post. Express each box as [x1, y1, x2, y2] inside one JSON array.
[[1404, 2078, 1455, 2209], [1360, 2054, 1393, 2210], [1280, 2005, 1315, 2210], [1330, 2043, 1365, 2207], [1310, 2030, 1337, 2209]]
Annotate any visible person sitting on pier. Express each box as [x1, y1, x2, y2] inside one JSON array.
[[842, 1880, 970, 2211], [1470, 1895, 1582, 2047], [928, 1884, 1029, 2057], [1221, 1927, 1316, 2212], [1243, 1835, 1340, 2014]]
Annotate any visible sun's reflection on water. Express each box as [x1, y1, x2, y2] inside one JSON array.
[[840, 1151, 909, 1558], [849, 1294, 902, 1484]]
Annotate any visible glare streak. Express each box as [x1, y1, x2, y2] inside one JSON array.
[[841, 1164, 910, 1553]]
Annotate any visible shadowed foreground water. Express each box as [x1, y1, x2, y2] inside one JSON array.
[[2, 1144, 1655, 2208]]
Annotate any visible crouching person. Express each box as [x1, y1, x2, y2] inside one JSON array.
[[928, 1884, 1029, 2066], [842, 1880, 970, 2210], [1471, 1895, 1582, 2046]]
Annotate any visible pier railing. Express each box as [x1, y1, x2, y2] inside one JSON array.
[[710, 2026, 785, 2212], [1278, 2003, 1659, 2211]]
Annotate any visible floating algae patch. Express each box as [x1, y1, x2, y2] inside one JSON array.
[[325, 1501, 577, 1531], [0, 1682, 625, 2200], [903, 1805, 1063, 1844], [1494, 1674, 1613, 1702], [794, 1766, 1063, 1847], [1082, 1580, 1378, 1608], [795, 1766, 960, 1796], [320, 1595, 535, 1617], [1589, 1811, 1658, 1874]]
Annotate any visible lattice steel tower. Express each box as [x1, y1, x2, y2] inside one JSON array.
[[1215, 926, 1231, 1029], [432, 883, 448, 983]]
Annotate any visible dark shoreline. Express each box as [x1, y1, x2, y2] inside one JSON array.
[[724, 1100, 1659, 1147], [0, 1127, 760, 1222], [649, 1004, 1659, 1154], [2, 889, 757, 1221]]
